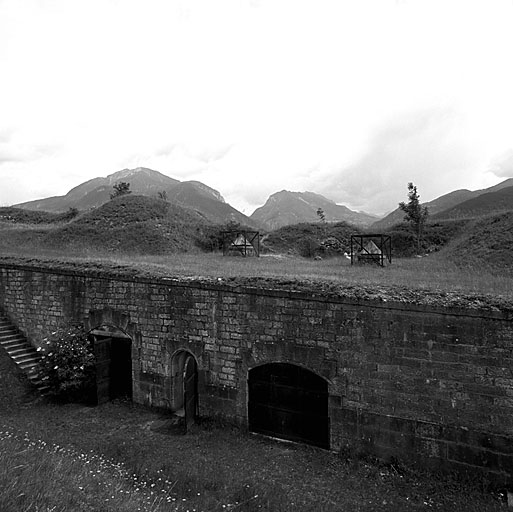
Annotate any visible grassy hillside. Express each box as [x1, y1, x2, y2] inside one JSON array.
[[434, 186, 513, 221], [263, 219, 469, 260], [263, 221, 357, 257], [44, 195, 215, 254], [385, 219, 469, 257], [443, 212, 513, 272], [0, 206, 79, 224], [0, 195, 221, 256]]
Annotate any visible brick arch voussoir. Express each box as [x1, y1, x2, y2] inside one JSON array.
[[242, 347, 334, 386], [85, 308, 137, 340]]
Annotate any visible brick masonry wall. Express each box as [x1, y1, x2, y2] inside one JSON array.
[[1, 261, 513, 484]]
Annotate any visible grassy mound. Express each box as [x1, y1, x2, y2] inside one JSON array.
[[443, 212, 513, 273], [0, 207, 79, 225], [1, 195, 219, 256], [263, 219, 470, 260], [385, 219, 468, 257], [263, 221, 357, 257]]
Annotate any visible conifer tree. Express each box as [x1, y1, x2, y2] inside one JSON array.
[[398, 182, 428, 254]]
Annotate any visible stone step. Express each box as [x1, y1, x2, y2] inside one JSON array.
[[7, 347, 41, 360], [11, 350, 39, 361], [14, 353, 40, 365], [0, 312, 48, 395], [18, 361, 40, 372], [5, 345, 36, 356], [0, 333, 24, 342], [1, 341, 27, 351], [0, 316, 50, 395]]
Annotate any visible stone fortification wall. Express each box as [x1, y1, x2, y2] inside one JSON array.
[[0, 259, 512, 484]]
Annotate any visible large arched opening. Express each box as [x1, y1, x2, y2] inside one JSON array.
[[248, 362, 330, 448], [88, 325, 133, 405], [170, 350, 199, 430]]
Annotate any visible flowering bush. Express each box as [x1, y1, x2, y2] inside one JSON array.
[[37, 324, 96, 403]]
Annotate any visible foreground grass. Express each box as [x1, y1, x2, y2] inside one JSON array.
[[0, 429, 174, 512], [0, 397, 507, 512]]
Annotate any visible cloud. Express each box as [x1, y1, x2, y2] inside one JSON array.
[[0, 126, 59, 167], [156, 143, 233, 165], [316, 106, 483, 214], [489, 149, 513, 178], [0, 143, 58, 166]]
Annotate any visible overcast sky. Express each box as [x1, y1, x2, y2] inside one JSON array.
[[1, 0, 513, 216]]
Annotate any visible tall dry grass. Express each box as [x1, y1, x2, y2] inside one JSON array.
[[74, 252, 513, 299], [0, 247, 511, 299]]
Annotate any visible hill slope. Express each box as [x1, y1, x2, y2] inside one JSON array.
[[372, 178, 513, 229], [443, 212, 513, 272], [251, 190, 377, 230], [433, 186, 513, 221], [2, 195, 221, 255], [166, 181, 261, 228]]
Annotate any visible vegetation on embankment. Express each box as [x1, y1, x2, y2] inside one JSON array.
[[0, 252, 512, 314], [2, 194, 512, 269], [0, 206, 80, 224]]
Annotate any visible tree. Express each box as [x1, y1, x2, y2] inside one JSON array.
[[398, 182, 429, 254], [316, 207, 329, 240], [157, 190, 168, 201], [110, 182, 132, 199]]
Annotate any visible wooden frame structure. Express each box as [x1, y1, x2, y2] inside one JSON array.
[[222, 230, 260, 257], [350, 234, 392, 267]]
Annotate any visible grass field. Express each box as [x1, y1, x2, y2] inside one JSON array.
[[1, 247, 511, 303], [0, 392, 507, 512]]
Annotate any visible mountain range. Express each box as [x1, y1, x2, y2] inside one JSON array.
[[14, 168, 513, 231]]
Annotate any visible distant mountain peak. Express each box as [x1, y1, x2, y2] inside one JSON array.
[[107, 167, 164, 182], [251, 190, 376, 229]]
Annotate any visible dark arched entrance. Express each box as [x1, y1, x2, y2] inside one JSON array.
[[248, 363, 330, 448], [170, 350, 198, 430], [89, 325, 132, 405]]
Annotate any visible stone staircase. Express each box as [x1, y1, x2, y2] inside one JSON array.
[[0, 313, 49, 395]]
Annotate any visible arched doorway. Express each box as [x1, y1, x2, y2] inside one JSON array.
[[170, 350, 198, 430], [89, 325, 132, 405], [248, 363, 330, 448]]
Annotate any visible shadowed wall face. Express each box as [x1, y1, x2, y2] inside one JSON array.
[[1, 262, 513, 484]]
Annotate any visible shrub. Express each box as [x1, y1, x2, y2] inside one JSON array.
[[299, 236, 321, 258], [37, 324, 96, 403]]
